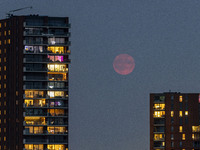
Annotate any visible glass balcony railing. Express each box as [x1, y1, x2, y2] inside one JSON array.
[[24, 121, 47, 126], [154, 141, 165, 148], [154, 118, 165, 125], [24, 103, 47, 108], [48, 121, 68, 126], [48, 112, 68, 117], [23, 85, 47, 90], [24, 112, 47, 117], [24, 94, 45, 99], [24, 67, 48, 72], [24, 76, 48, 81], [23, 130, 45, 135], [23, 58, 70, 63]]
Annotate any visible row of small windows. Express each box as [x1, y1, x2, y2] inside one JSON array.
[[170, 111, 188, 117], [0, 30, 10, 36], [0, 39, 10, 45], [0, 22, 6, 28]]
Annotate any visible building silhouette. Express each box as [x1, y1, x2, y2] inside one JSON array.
[[0, 15, 70, 150], [150, 92, 200, 150]]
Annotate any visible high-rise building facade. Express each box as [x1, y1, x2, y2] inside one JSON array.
[[150, 92, 200, 150], [0, 15, 70, 150]]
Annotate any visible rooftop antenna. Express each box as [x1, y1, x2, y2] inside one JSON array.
[[6, 6, 33, 18]]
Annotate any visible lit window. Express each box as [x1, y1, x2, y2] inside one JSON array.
[[0, 41, 1, 45], [182, 134, 185, 140], [0, 67, 1, 71], [4, 119, 6, 123], [4, 57, 6, 62], [3, 84, 6, 88], [171, 111, 174, 117], [4, 92, 6, 97], [153, 111, 165, 118], [4, 75, 6, 80], [179, 111, 183, 117], [4, 66, 6, 71], [0, 23, 1, 28], [4, 22, 6, 27], [192, 134, 194, 139], [7, 39, 10, 44], [153, 104, 165, 110], [4, 40, 6, 45], [4, 49, 6, 53], [4, 137, 6, 141], [185, 111, 188, 116], [4, 31, 6, 36], [192, 126, 200, 132], [8, 30, 10, 35], [4, 110, 6, 115], [179, 96, 183, 102], [179, 126, 183, 132], [171, 134, 174, 140]]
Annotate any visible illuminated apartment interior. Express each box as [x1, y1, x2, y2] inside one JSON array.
[[150, 93, 200, 150], [0, 15, 70, 150]]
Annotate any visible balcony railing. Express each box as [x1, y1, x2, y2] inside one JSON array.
[[24, 49, 70, 55], [23, 58, 70, 63], [23, 67, 48, 72], [24, 22, 71, 28], [23, 139, 68, 144], [24, 103, 48, 108], [23, 130, 67, 135], [48, 121, 68, 126], [24, 76, 48, 81], [48, 112, 68, 117], [24, 112, 47, 117], [23, 121, 47, 126], [23, 94, 45, 99], [24, 41, 71, 46]]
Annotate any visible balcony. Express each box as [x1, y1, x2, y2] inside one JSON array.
[[24, 103, 48, 108], [154, 118, 165, 126], [24, 76, 48, 81], [24, 112, 48, 117], [23, 85, 47, 90], [23, 139, 68, 144], [23, 121, 47, 126], [48, 121, 68, 126], [46, 95, 68, 99], [23, 67, 48, 72], [23, 130, 45, 135], [24, 40, 71, 46], [23, 58, 70, 64], [24, 22, 71, 28], [23, 139, 47, 144], [154, 137, 165, 141], [24, 49, 70, 55], [24, 94, 46, 99], [48, 112, 68, 117]]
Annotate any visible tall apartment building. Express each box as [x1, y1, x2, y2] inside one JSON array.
[[150, 92, 200, 150], [0, 15, 70, 150]]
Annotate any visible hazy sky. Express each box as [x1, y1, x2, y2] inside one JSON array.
[[1, 0, 200, 149]]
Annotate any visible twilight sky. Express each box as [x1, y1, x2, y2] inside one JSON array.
[[1, 0, 200, 149]]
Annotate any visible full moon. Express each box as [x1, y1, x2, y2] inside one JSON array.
[[113, 54, 135, 75]]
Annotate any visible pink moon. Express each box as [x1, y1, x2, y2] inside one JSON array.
[[113, 54, 135, 75]]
